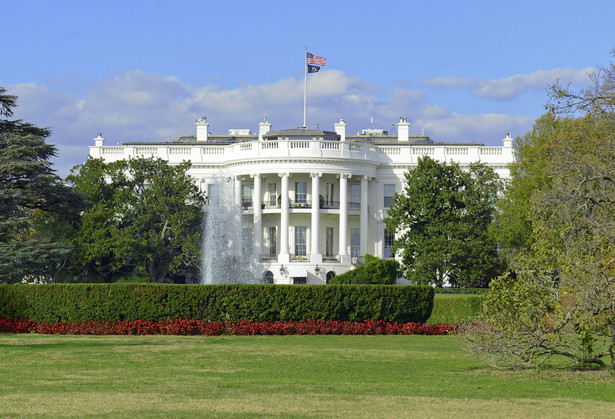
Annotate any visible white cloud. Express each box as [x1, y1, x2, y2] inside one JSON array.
[[7, 69, 540, 177], [423, 67, 594, 100], [415, 112, 535, 144]]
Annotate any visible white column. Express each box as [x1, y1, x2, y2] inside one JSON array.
[[279, 172, 290, 263], [252, 174, 262, 260], [360, 176, 369, 257], [339, 174, 350, 262], [310, 172, 322, 263]]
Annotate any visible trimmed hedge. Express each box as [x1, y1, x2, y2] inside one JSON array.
[[426, 295, 481, 324], [433, 288, 488, 295], [0, 284, 434, 324]]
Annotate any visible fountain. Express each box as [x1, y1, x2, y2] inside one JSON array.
[[201, 175, 260, 284]]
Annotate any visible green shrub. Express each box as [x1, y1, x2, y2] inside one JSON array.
[[433, 288, 488, 295], [427, 295, 481, 324], [0, 284, 434, 323], [329, 254, 400, 285]]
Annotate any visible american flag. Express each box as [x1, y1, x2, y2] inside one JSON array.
[[307, 52, 326, 66]]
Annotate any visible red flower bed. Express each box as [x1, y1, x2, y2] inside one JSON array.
[[0, 318, 458, 336]]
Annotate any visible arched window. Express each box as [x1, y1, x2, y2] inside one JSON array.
[[263, 271, 274, 284], [326, 271, 336, 284]]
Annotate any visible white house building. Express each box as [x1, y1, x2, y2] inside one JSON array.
[[89, 116, 515, 284]]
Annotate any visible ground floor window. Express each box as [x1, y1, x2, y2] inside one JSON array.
[[350, 228, 360, 257], [263, 271, 274, 284], [384, 228, 394, 258], [325, 227, 334, 257], [295, 226, 307, 256], [242, 227, 252, 257], [268, 226, 277, 256], [293, 276, 307, 284]]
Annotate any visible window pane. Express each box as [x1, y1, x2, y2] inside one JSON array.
[[296, 182, 307, 203], [269, 226, 277, 256], [242, 227, 252, 257], [325, 227, 334, 257], [350, 184, 361, 210], [268, 183, 277, 206], [384, 184, 396, 207], [350, 228, 360, 257], [295, 226, 306, 256], [325, 183, 334, 205], [208, 183, 220, 205], [242, 185, 253, 208], [384, 228, 394, 258]]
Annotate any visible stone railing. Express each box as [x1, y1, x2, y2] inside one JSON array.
[[91, 139, 513, 166]]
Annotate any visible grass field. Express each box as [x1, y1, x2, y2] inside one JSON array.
[[1, 334, 614, 418]]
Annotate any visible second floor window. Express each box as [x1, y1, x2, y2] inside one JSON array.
[[350, 184, 361, 210], [268, 183, 278, 206], [384, 184, 396, 208], [242, 184, 253, 208], [295, 182, 307, 204]]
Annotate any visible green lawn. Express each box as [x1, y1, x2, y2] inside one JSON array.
[[1, 334, 614, 418]]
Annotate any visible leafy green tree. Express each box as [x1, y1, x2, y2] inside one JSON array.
[[0, 87, 83, 283], [329, 254, 400, 285], [462, 121, 615, 369], [462, 50, 615, 370], [385, 157, 505, 287], [67, 156, 206, 283], [494, 113, 611, 257]]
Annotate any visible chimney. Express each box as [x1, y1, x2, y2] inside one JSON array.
[[258, 115, 272, 141], [397, 116, 410, 142], [94, 132, 105, 147], [502, 132, 513, 148], [196, 116, 209, 142], [334, 119, 347, 142]]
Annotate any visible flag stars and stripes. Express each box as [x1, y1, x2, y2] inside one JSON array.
[[307, 52, 326, 66]]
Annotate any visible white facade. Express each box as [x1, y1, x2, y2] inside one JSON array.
[[89, 117, 515, 284]]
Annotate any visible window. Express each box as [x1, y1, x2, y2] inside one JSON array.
[[295, 182, 307, 204], [295, 226, 307, 256], [384, 228, 394, 258], [350, 228, 361, 257], [242, 184, 253, 209], [242, 227, 253, 257], [325, 227, 334, 257], [326, 271, 336, 284], [384, 184, 396, 208], [268, 183, 278, 207], [268, 226, 277, 256], [207, 183, 220, 205], [325, 183, 334, 207], [293, 277, 307, 285], [263, 271, 274, 284], [350, 184, 361, 210]]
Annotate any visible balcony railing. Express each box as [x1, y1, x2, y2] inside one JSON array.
[[95, 138, 513, 168], [289, 199, 311, 209]]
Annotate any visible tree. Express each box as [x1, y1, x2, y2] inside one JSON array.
[[0, 87, 83, 283], [548, 48, 615, 121], [67, 156, 206, 283], [462, 118, 615, 369], [385, 157, 505, 287], [328, 254, 400, 285], [494, 113, 611, 257], [462, 50, 615, 369]]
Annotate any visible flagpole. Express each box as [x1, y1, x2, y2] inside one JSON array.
[[303, 47, 307, 128]]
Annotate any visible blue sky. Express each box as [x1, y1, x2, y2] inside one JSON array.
[[3, 0, 614, 176]]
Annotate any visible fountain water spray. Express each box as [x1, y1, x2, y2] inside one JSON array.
[[201, 174, 259, 284]]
